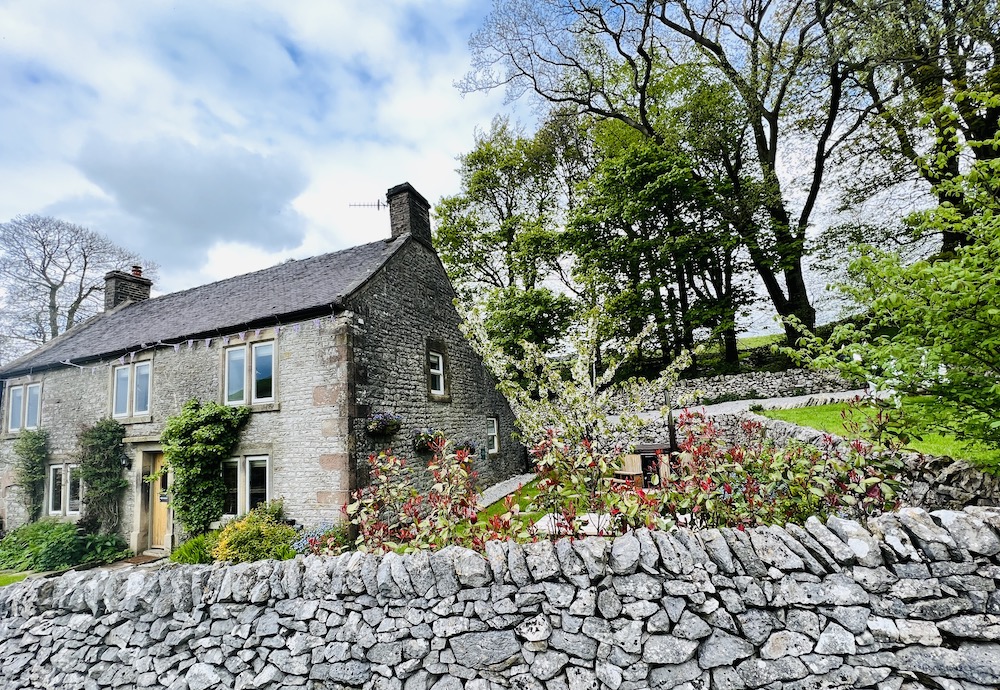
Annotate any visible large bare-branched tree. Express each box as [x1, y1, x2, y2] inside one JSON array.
[[464, 0, 876, 336], [0, 215, 153, 363], [839, 0, 999, 253]]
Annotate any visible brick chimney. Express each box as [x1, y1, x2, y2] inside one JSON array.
[[104, 265, 153, 310], [387, 182, 432, 247]]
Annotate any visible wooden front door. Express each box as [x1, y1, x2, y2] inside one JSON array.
[[150, 453, 170, 550]]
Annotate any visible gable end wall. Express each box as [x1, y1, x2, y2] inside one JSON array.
[[346, 237, 526, 491]]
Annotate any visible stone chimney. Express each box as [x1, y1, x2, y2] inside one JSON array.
[[387, 182, 432, 247], [104, 265, 153, 311]]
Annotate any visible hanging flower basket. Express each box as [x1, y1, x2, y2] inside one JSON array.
[[365, 411, 402, 438], [412, 427, 446, 453], [454, 439, 477, 455]]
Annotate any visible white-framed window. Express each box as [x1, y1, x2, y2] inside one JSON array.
[[225, 343, 275, 405], [7, 382, 42, 433], [48, 464, 82, 516], [221, 455, 271, 516], [428, 351, 445, 396], [487, 417, 500, 455], [112, 362, 151, 418]]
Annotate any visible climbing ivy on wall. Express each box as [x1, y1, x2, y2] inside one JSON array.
[[13, 429, 49, 523], [78, 418, 129, 534], [160, 399, 250, 535]]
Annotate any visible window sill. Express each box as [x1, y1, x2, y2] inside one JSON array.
[[427, 394, 451, 403], [114, 415, 153, 425], [1, 428, 40, 440], [250, 402, 281, 413]]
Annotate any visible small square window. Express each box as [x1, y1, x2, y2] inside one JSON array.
[[487, 417, 500, 455], [428, 352, 445, 395]]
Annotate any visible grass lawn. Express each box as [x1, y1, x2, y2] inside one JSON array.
[[478, 479, 544, 524], [759, 399, 999, 468], [737, 333, 784, 350], [0, 571, 30, 587]]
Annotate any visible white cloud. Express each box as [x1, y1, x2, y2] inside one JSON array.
[[0, 0, 513, 293]]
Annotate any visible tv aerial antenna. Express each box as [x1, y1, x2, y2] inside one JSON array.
[[349, 199, 388, 210]]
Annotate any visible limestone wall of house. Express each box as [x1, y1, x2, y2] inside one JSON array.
[[346, 237, 526, 491], [0, 316, 353, 542], [0, 507, 998, 689]]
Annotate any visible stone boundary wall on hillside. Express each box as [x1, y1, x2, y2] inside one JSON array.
[[726, 412, 1000, 512], [2, 508, 1000, 690], [638, 408, 1000, 512], [666, 369, 858, 408]]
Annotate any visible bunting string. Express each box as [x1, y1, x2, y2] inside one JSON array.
[[58, 310, 339, 375]]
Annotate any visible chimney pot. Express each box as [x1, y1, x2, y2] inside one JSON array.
[[131, 265, 143, 277]]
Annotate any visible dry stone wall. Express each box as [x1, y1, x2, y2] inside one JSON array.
[[667, 370, 858, 408], [1, 507, 999, 690]]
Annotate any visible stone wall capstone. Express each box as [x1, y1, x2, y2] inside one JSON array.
[[1, 507, 999, 689]]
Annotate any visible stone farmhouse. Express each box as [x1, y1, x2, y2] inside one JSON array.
[[0, 183, 525, 553]]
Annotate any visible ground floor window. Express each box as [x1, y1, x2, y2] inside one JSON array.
[[221, 455, 271, 516], [48, 464, 82, 516]]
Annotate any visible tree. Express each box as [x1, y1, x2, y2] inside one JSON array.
[[570, 119, 751, 371], [465, 0, 873, 337], [840, 0, 999, 254], [0, 215, 153, 362], [795, 113, 1000, 458], [435, 116, 579, 356], [435, 117, 563, 294]]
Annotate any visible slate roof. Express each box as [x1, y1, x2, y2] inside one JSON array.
[[0, 235, 409, 376]]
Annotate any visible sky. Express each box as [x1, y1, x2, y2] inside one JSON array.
[[0, 1, 516, 295]]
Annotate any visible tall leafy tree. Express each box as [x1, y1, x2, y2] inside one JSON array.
[[797, 108, 1000, 456], [435, 117, 576, 354], [841, 0, 999, 253], [465, 0, 873, 336], [0, 215, 153, 363], [570, 125, 749, 370]]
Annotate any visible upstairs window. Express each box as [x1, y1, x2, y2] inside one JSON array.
[[425, 339, 449, 400], [225, 343, 275, 405], [112, 362, 151, 418], [7, 383, 41, 433], [487, 417, 500, 455], [428, 351, 445, 395]]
